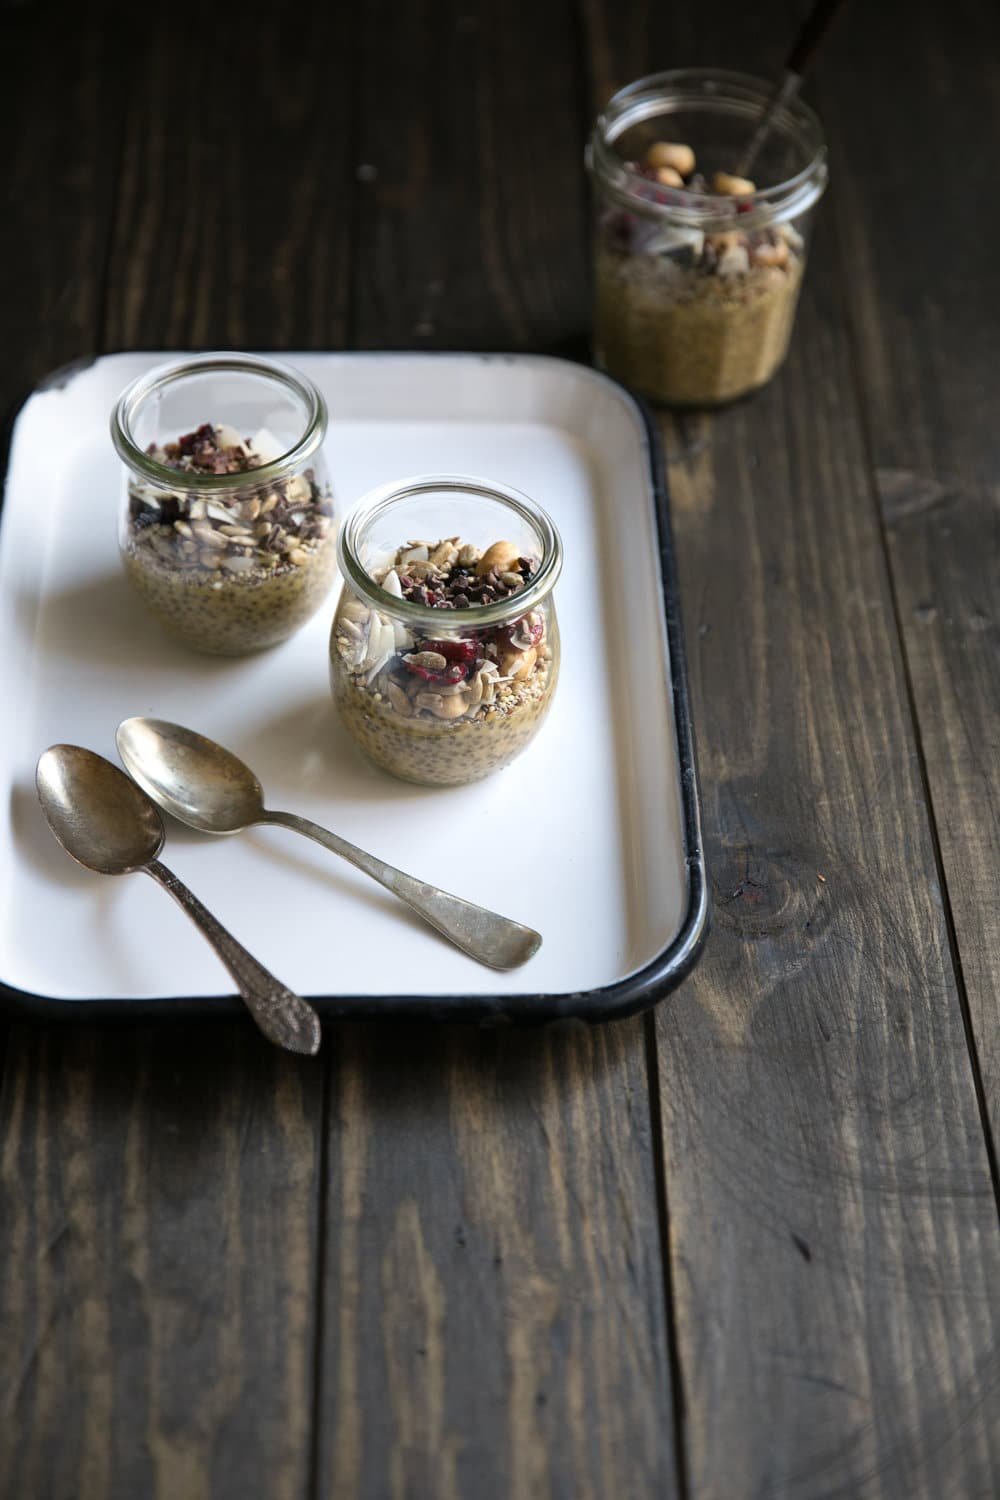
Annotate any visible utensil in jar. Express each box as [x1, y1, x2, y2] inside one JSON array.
[[35, 744, 321, 1055], [736, 0, 849, 176], [115, 717, 542, 970]]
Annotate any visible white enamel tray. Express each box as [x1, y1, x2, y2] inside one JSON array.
[[0, 353, 707, 1023]]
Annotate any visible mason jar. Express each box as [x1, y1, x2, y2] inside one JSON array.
[[587, 69, 828, 407], [331, 475, 562, 786], [112, 352, 336, 655]]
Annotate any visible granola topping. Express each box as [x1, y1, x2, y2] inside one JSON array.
[[595, 137, 808, 406], [121, 422, 335, 654], [331, 536, 558, 785]]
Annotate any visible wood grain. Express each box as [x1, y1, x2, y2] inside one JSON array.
[[318, 1023, 677, 1500], [0, 4, 346, 1497], [102, 1, 355, 353], [4, 0, 1000, 1494], [0, 1025, 323, 1499], [583, 6, 1000, 1497], [351, 0, 589, 355], [314, 3, 678, 1494], [0, 0, 122, 418], [819, 0, 1000, 1137]]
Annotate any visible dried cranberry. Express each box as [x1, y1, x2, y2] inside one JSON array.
[[403, 662, 446, 682], [422, 638, 477, 665]]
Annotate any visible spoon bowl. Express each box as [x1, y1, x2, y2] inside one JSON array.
[[36, 742, 321, 1054], [116, 715, 543, 970], [37, 744, 165, 874], [116, 717, 263, 834]]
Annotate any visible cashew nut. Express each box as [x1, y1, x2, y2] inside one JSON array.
[[645, 141, 695, 177]]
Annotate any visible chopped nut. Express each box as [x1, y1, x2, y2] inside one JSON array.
[[477, 540, 521, 577], [709, 231, 744, 255], [192, 524, 228, 548], [499, 644, 538, 679], [429, 539, 459, 569], [713, 171, 756, 197], [753, 237, 790, 269], [404, 650, 448, 672], [654, 166, 684, 189], [387, 682, 412, 717], [645, 141, 695, 177], [717, 245, 750, 278], [414, 691, 469, 720]]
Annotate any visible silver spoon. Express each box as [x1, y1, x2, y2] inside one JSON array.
[[36, 745, 321, 1055], [115, 717, 542, 970]]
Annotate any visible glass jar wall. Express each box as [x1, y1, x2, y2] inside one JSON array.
[[112, 352, 335, 655]]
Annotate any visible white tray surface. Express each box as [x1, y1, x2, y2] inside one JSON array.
[[0, 353, 687, 1002]]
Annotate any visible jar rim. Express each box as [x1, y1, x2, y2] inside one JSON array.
[[337, 473, 564, 629], [110, 351, 328, 490], [587, 67, 828, 231]]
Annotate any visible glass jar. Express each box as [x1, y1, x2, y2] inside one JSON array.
[[111, 352, 336, 655], [331, 475, 562, 786], [587, 69, 828, 407]]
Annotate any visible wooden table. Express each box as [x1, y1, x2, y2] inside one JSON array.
[[3, 1, 999, 1495]]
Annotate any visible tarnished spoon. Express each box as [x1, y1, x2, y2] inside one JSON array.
[[115, 717, 542, 970], [36, 745, 321, 1055]]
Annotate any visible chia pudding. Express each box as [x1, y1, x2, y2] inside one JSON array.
[[587, 71, 828, 407], [594, 145, 806, 406], [121, 422, 335, 655], [331, 536, 559, 786]]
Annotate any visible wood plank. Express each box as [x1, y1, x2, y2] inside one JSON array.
[[0, 0, 122, 419], [583, 8, 1000, 1497], [351, 0, 589, 356], [314, 1, 678, 1494], [818, 0, 1000, 1135], [0, 1026, 322, 1499], [0, 3, 354, 1494], [320, 1023, 676, 1499], [102, 3, 354, 353]]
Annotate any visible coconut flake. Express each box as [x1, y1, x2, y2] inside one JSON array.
[[247, 426, 286, 465]]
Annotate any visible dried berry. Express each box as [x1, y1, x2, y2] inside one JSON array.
[[422, 637, 478, 666]]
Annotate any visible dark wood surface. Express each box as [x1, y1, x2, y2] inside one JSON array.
[[1, 1, 998, 1497]]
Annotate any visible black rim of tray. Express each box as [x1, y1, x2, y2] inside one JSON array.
[[0, 352, 710, 1027]]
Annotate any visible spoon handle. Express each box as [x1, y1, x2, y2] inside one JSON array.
[[262, 809, 542, 970], [144, 858, 321, 1055]]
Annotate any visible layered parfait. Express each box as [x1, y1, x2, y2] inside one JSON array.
[[331, 535, 558, 786], [121, 421, 335, 654]]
